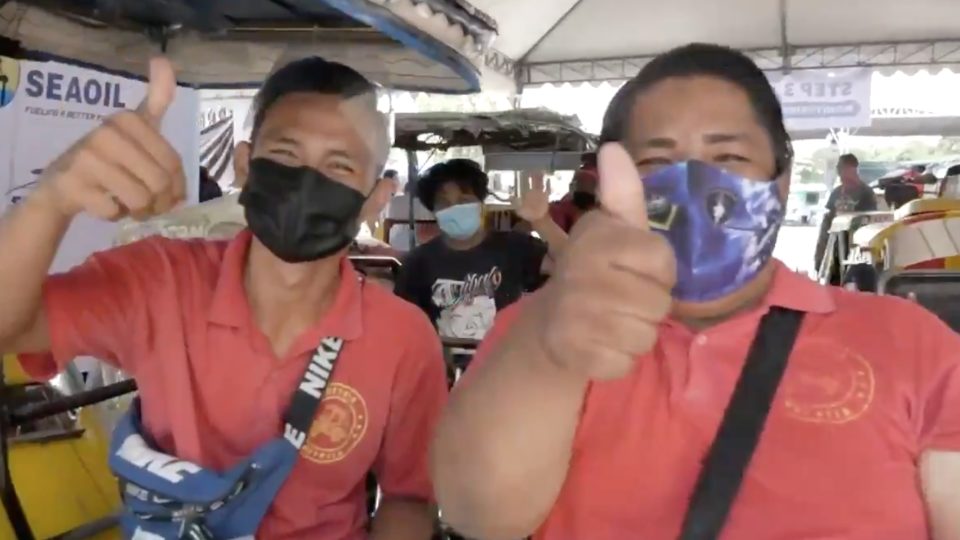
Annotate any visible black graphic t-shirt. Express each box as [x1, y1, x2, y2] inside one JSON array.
[[814, 181, 879, 271], [825, 181, 878, 214], [394, 231, 548, 340]]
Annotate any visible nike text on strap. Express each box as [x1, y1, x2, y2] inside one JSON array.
[[283, 336, 344, 448], [111, 336, 347, 540], [678, 307, 805, 540]]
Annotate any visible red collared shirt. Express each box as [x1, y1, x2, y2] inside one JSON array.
[[467, 261, 960, 540], [548, 197, 584, 233], [21, 230, 448, 539]]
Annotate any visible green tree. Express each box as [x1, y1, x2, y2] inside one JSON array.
[[935, 137, 960, 157], [797, 165, 821, 183]]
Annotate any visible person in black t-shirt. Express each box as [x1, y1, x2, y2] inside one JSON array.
[[394, 159, 568, 341], [814, 153, 878, 274]]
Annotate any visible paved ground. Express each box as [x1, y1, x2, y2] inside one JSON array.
[[774, 224, 820, 277]]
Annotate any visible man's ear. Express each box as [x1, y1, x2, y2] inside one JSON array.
[[360, 177, 397, 223], [233, 141, 251, 188], [776, 160, 793, 202]]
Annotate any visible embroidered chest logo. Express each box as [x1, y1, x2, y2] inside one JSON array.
[[301, 383, 368, 464], [782, 341, 876, 424]]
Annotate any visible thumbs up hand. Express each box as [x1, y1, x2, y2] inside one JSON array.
[[537, 143, 677, 380], [34, 57, 186, 221]]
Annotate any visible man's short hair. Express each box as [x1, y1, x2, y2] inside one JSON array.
[[838, 154, 859, 168], [383, 169, 399, 180], [601, 43, 793, 178], [416, 159, 489, 211], [250, 56, 390, 172]]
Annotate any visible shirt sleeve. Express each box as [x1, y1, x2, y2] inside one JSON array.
[[917, 310, 960, 452], [373, 314, 449, 501], [508, 232, 549, 291], [18, 238, 165, 380]]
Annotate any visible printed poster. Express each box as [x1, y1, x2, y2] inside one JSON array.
[[0, 55, 200, 386]]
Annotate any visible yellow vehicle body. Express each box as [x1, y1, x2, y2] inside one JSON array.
[[818, 211, 894, 284], [0, 355, 121, 540], [849, 221, 891, 266], [893, 198, 960, 221], [852, 199, 960, 272]]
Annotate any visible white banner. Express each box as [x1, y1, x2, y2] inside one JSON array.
[[768, 68, 872, 131], [0, 56, 199, 387], [0, 56, 199, 273]]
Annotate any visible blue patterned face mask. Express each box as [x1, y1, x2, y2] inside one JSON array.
[[436, 202, 483, 240], [642, 160, 784, 303]]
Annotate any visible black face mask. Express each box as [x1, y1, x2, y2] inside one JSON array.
[[571, 191, 597, 210], [239, 158, 367, 263]]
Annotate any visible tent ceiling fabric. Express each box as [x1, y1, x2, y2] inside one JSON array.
[[470, 0, 960, 86], [0, 0, 513, 92], [465, 0, 580, 60]]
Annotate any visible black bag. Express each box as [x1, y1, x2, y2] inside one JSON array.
[[678, 307, 805, 540]]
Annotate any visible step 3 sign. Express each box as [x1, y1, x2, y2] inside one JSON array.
[[768, 68, 872, 131]]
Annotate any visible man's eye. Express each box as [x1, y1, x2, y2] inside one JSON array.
[[332, 162, 356, 174], [636, 157, 672, 167], [268, 148, 297, 158], [715, 153, 749, 163]]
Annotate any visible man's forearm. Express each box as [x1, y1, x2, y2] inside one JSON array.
[[0, 186, 72, 347], [431, 299, 588, 539], [531, 216, 569, 258], [921, 450, 960, 540], [813, 211, 834, 270], [369, 498, 436, 540]]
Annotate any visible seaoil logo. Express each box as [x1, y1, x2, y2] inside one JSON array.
[[0, 56, 20, 108], [23, 67, 127, 108]]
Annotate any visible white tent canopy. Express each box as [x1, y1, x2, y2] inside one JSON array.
[[472, 0, 960, 87]]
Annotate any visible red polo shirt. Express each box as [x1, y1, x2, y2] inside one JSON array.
[[20, 230, 448, 539], [548, 197, 583, 233], [467, 261, 960, 540]]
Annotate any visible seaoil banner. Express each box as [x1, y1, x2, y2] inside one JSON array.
[[0, 56, 199, 388], [768, 68, 872, 131], [0, 55, 200, 272]]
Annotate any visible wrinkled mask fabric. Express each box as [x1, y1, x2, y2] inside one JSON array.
[[642, 160, 784, 302], [435, 202, 483, 240], [239, 158, 366, 263]]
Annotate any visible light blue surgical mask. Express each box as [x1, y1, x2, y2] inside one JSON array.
[[435, 202, 482, 240]]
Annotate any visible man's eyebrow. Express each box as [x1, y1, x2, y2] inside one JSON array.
[[327, 148, 356, 161], [641, 137, 676, 149], [703, 132, 748, 144], [260, 133, 300, 146]]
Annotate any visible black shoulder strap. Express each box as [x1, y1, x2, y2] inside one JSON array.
[[281, 336, 347, 450], [678, 306, 805, 540]]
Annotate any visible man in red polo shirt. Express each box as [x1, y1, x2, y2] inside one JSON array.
[[548, 166, 598, 233], [432, 44, 960, 540], [0, 56, 445, 539]]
